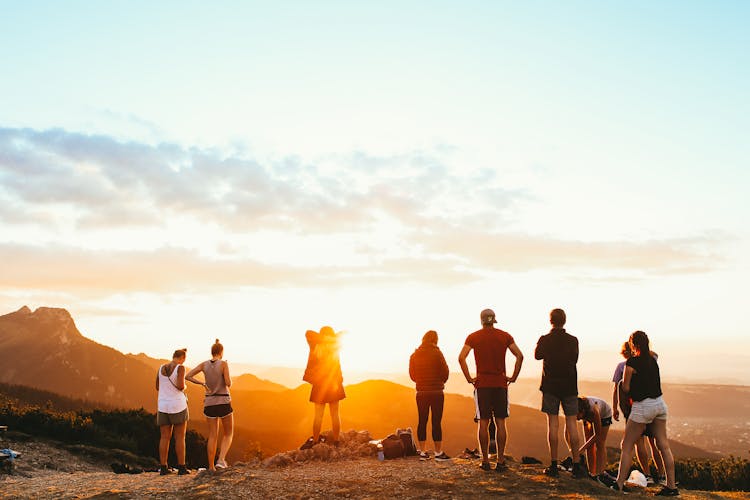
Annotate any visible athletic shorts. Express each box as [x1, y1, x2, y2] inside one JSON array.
[[629, 396, 668, 424], [475, 387, 509, 420], [541, 392, 578, 416], [601, 416, 612, 427], [157, 408, 188, 426], [204, 403, 233, 418]]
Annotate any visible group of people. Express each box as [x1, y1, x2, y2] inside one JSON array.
[[404, 307, 679, 496], [155, 309, 678, 497], [155, 339, 234, 474]]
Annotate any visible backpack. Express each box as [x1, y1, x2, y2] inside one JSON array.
[[381, 434, 405, 459], [397, 428, 417, 456]]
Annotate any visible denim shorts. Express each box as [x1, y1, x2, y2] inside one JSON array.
[[630, 396, 668, 424]]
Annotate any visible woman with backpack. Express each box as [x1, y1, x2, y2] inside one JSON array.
[[300, 326, 346, 449], [186, 339, 234, 471], [409, 330, 450, 461]]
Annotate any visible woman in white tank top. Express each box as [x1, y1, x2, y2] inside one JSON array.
[[155, 348, 189, 475]]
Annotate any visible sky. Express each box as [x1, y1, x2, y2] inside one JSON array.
[[1, 1, 748, 384]]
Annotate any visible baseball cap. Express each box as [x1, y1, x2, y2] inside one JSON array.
[[480, 309, 497, 325]]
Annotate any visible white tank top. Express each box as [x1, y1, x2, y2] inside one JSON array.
[[157, 364, 188, 414]]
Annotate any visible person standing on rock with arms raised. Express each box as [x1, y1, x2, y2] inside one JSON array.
[[155, 348, 190, 475], [300, 326, 346, 449], [459, 308, 524, 472]]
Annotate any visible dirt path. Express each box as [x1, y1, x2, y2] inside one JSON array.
[[2, 457, 748, 499]]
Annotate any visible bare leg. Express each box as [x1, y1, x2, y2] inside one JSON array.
[[206, 417, 219, 470], [634, 435, 650, 470], [583, 423, 595, 473], [596, 425, 610, 475], [312, 403, 326, 441], [648, 435, 665, 476], [564, 415, 580, 461], [159, 425, 173, 465], [546, 414, 559, 461], [173, 422, 187, 466], [329, 401, 341, 442], [650, 419, 676, 489], [478, 418, 491, 463], [495, 418, 507, 463], [434, 441, 442, 454], [616, 419, 646, 488], [218, 413, 234, 464]]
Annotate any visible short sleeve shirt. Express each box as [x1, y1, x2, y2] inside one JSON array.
[[465, 327, 515, 388], [612, 361, 626, 384], [626, 354, 662, 402]]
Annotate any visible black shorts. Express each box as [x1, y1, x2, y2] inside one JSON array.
[[601, 416, 612, 427], [204, 403, 233, 418], [475, 387, 509, 420]]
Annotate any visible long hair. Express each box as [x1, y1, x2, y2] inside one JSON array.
[[629, 330, 650, 356]]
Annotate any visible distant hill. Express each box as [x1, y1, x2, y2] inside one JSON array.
[[232, 373, 287, 392]]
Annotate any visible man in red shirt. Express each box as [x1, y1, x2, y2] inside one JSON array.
[[459, 308, 524, 471]]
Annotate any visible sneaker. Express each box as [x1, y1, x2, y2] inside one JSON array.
[[597, 473, 616, 488], [494, 461, 508, 472], [215, 460, 228, 469], [655, 486, 679, 496], [559, 456, 574, 472], [177, 466, 190, 475], [463, 448, 480, 459], [572, 463, 587, 479], [658, 476, 668, 486], [418, 451, 431, 461], [434, 452, 451, 462], [480, 461, 492, 471], [609, 483, 632, 493], [543, 465, 559, 477], [646, 475, 655, 486], [159, 465, 172, 476], [300, 437, 315, 450]]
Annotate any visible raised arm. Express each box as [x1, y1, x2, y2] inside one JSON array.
[[458, 344, 475, 385], [507, 342, 524, 383], [186, 362, 206, 387]]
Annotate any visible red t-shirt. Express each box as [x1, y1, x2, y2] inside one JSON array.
[[465, 326, 515, 388]]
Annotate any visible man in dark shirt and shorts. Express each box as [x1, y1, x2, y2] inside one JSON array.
[[459, 308, 524, 472], [534, 308, 585, 478]]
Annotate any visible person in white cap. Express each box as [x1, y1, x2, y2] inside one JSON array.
[[458, 308, 524, 472]]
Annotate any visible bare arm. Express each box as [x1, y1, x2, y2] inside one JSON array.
[[612, 382, 620, 421], [507, 342, 524, 383], [174, 365, 186, 391], [622, 365, 635, 394], [223, 360, 232, 387], [578, 407, 602, 454], [155, 372, 159, 391], [186, 362, 206, 387], [458, 344, 475, 385]]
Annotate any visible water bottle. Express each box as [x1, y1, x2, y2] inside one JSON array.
[[377, 443, 384, 461]]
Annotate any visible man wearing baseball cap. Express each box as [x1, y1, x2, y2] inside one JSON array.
[[458, 308, 524, 472]]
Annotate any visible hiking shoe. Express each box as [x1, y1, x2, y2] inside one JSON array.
[[418, 451, 431, 461], [215, 460, 228, 469], [159, 465, 172, 476], [300, 437, 316, 450], [609, 483, 632, 493], [480, 461, 492, 471], [658, 476, 668, 486], [559, 456, 574, 471], [572, 462, 587, 479], [543, 465, 559, 477], [655, 486, 679, 496], [494, 461, 508, 472], [597, 473, 616, 488], [463, 448, 480, 459], [177, 466, 190, 475], [434, 452, 451, 462]]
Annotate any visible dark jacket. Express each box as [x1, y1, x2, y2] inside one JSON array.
[[534, 328, 579, 398], [409, 343, 449, 393]]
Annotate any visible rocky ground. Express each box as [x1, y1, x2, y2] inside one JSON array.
[[1, 431, 748, 499]]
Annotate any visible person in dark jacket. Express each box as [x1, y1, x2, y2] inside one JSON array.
[[534, 308, 585, 478], [409, 330, 450, 461]]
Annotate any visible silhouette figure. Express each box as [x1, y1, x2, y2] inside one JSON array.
[[534, 308, 585, 478], [155, 348, 189, 475], [186, 339, 234, 471], [409, 330, 450, 461], [459, 308, 524, 472], [301, 326, 345, 449]]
